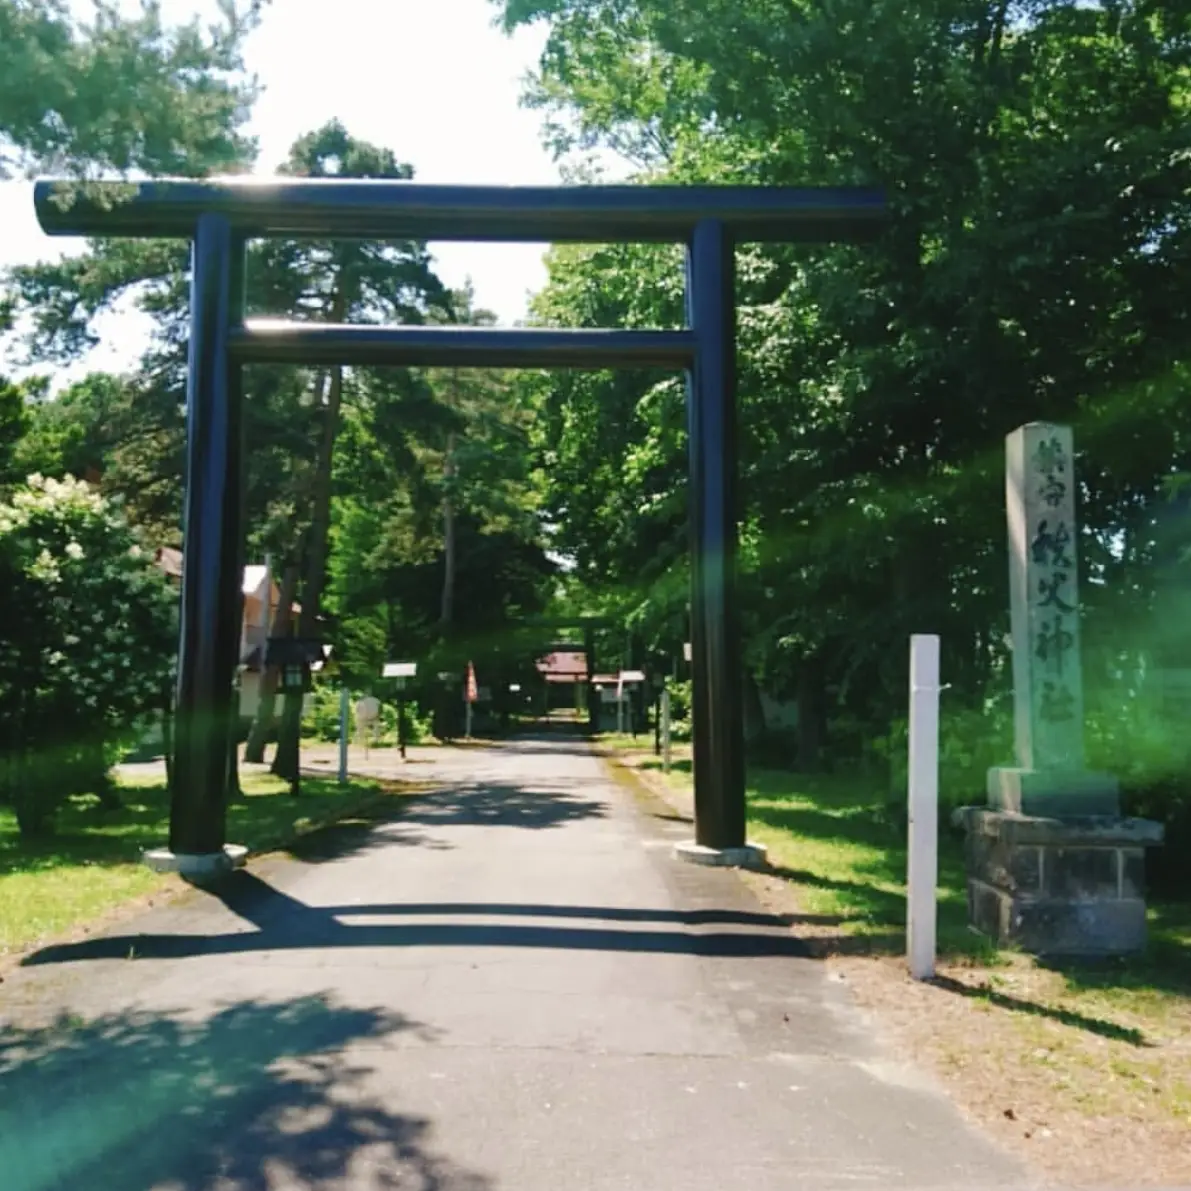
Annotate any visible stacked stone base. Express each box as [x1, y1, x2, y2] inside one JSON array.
[[955, 808, 1164, 957]]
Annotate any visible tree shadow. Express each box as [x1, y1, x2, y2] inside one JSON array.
[[1034, 904, 1191, 1001], [749, 792, 982, 951], [397, 782, 607, 830], [764, 862, 907, 928], [283, 808, 455, 862], [0, 994, 489, 1191], [928, 974, 1156, 1047], [21, 871, 813, 966]]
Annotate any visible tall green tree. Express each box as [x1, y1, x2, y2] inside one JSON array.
[[0, 0, 264, 177], [498, 0, 1191, 766], [246, 120, 452, 776], [0, 374, 30, 486]]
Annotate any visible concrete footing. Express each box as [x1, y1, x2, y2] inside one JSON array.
[[143, 843, 249, 881], [673, 840, 768, 870], [955, 808, 1163, 956]]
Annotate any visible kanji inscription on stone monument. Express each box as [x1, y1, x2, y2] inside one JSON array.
[[1007, 423, 1084, 770]]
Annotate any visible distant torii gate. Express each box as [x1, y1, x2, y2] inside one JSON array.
[[34, 178, 884, 867], [519, 614, 612, 732]]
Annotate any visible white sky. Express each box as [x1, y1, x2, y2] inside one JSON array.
[[0, 0, 591, 384]]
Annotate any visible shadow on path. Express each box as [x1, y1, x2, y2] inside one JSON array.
[[399, 781, 607, 830], [0, 994, 488, 1191], [21, 872, 811, 967]]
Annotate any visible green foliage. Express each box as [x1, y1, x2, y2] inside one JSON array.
[[0, 475, 176, 836], [0, 0, 265, 176], [0, 374, 29, 486], [499, 0, 1191, 777], [301, 683, 433, 747], [868, 699, 1013, 810]]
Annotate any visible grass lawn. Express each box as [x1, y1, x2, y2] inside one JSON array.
[[0, 768, 417, 960], [601, 733, 1191, 1184]]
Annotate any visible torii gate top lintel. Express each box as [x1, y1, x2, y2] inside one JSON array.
[[34, 178, 886, 244]]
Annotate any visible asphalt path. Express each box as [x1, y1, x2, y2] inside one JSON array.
[[1, 733, 1033, 1190]]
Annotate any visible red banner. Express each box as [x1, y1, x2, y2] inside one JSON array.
[[466, 661, 478, 704]]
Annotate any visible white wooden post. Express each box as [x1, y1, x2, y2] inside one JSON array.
[[661, 688, 672, 773], [338, 686, 349, 782], [907, 634, 941, 980]]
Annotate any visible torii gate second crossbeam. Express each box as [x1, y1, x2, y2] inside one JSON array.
[[33, 178, 886, 871]]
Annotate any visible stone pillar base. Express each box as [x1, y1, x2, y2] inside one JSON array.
[[143, 843, 248, 882], [954, 808, 1163, 957], [987, 766, 1120, 817], [673, 840, 768, 870]]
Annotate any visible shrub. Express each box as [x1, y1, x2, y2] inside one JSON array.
[[301, 682, 434, 747], [867, 695, 1013, 815], [0, 475, 176, 836]]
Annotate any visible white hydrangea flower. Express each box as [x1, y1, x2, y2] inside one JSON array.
[[65, 541, 84, 560]]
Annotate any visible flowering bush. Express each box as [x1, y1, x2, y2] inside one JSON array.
[[0, 475, 177, 836]]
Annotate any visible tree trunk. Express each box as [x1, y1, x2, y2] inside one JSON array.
[[797, 653, 827, 771], [92, 745, 122, 811], [441, 427, 457, 628], [436, 369, 460, 743], [271, 688, 303, 785], [244, 564, 299, 762], [162, 681, 174, 792], [298, 363, 343, 642], [227, 713, 245, 802], [272, 338, 345, 776], [743, 670, 766, 745]]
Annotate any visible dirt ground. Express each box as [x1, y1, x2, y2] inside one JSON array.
[[616, 752, 1191, 1189]]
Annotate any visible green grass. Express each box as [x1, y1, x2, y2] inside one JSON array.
[[620, 742, 1191, 982], [0, 770, 413, 958]]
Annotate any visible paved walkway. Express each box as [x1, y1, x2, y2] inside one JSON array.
[[1, 736, 1031, 1190]]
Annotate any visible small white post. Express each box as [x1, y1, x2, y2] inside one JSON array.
[[661, 688, 672, 773], [907, 634, 940, 981], [465, 697, 473, 739], [338, 686, 349, 782]]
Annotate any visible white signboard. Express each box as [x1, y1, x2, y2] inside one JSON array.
[[619, 670, 646, 683], [383, 661, 417, 678]]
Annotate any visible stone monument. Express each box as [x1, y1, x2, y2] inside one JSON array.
[[1146, 485, 1191, 746], [958, 422, 1163, 956]]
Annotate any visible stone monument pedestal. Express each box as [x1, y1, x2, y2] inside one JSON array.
[[956, 807, 1164, 956], [986, 765, 1121, 817]]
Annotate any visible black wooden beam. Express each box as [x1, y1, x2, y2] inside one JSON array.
[[230, 323, 696, 370], [35, 179, 886, 244]]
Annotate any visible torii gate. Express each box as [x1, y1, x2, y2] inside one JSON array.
[[34, 178, 884, 871]]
